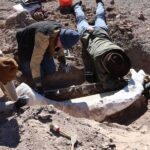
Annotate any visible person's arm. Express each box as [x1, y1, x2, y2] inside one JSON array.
[[30, 32, 49, 80]]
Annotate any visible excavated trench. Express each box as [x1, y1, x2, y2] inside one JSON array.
[[32, 8, 147, 100], [39, 2, 149, 123], [0, 0, 149, 124], [40, 45, 148, 124]]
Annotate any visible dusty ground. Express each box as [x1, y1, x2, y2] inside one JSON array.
[[0, 0, 150, 149]]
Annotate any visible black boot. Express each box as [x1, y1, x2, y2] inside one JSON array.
[[71, 1, 82, 12], [96, 0, 104, 5], [143, 82, 150, 99], [15, 95, 29, 109]]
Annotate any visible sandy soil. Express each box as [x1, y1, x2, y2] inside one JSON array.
[[0, 0, 150, 149]]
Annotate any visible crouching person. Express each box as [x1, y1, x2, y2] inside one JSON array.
[[16, 21, 80, 91], [0, 56, 28, 113]]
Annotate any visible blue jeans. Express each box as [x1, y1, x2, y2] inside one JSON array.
[[20, 54, 56, 80], [74, 2, 108, 35]]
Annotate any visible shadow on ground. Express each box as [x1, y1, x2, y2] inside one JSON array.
[[0, 113, 20, 148]]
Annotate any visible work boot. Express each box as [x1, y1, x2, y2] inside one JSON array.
[[15, 95, 29, 109], [71, 1, 82, 13], [96, 0, 104, 5]]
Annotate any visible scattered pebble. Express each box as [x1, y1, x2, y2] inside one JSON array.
[[140, 125, 148, 134], [38, 111, 51, 120], [138, 11, 145, 21]]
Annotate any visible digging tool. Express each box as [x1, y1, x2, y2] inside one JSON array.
[[50, 123, 71, 139], [50, 123, 78, 150]]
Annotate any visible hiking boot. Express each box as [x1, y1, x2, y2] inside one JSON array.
[[102, 78, 127, 92], [71, 1, 82, 12], [15, 95, 29, 109]]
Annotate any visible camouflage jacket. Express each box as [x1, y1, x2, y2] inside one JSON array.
[[81, 28, 123, 60]]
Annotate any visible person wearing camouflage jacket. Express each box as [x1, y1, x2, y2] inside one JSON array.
[[73, 0, 131, 91]]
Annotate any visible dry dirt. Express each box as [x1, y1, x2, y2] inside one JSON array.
[[0, 0, 150, 150]]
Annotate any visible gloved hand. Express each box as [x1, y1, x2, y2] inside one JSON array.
[[0, 57, 18, 84], [59, 63, 71, 73], [34, 86, 44, 95]]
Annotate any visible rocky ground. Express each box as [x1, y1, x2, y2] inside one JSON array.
[[0, 0, 150, 149]]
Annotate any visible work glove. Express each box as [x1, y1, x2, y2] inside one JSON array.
[[0, 57, 18, 84], [58, 55, 70, 73], [59, 62, 71, 73]]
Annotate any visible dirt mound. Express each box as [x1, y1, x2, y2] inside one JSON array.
[[0, 105, 114, 150], [0, 104, 150, 149]]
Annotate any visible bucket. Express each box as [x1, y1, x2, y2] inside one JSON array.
[[59, 0, 73, 7]]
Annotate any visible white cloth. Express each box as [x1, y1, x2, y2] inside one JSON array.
[[16, 69, 146, 121]]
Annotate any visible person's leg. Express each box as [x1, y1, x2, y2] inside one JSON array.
[[94, 2, 108, 31], [19, 61, 37, 88], [20, 62, 32, 79], [94, 56, 127, 91], [40, 53, 56, 79], [94, 56, 110, 84], [74, 3, 91, 35]]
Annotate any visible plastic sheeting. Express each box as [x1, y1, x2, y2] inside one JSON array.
[[16, 69, 146, 121]]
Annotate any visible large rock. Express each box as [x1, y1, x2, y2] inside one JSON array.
[[5, 11, 36, 28]]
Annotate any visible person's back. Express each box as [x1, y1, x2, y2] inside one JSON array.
[[81, 28, 122, 58], [16, 21, 62, 62]]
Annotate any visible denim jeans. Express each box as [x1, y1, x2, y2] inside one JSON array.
[[20, 53, 56, 80], [74, 2, 108, 35]]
